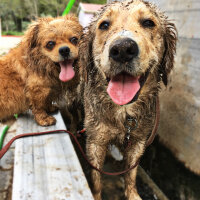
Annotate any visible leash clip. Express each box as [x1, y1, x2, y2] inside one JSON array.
[[124, 117, 138, 150], [126, 133, 130, 140], [125, 117, 138, 132]]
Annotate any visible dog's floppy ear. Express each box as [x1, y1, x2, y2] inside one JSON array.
[[159, 21, 177, 86], [24, 21, 40, 51], [23, 18, 53, 68], [79, 24, 95, 82], [22, 20, 41, 69], [24, 18, 53, 51]]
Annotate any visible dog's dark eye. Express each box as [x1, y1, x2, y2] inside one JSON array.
[[141, 19, 155, 28], [70, 37, 78, 45], [46, 41, 56, 50], [99, 21, 110, 30]]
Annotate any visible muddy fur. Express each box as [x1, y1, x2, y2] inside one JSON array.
[[79, 0, 177, 199], [60, 82, 83, 133], [0, 15, 83, 126]]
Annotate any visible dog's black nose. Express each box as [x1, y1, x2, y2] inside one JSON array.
[[109, 38, 139, 63], [59, 46, 70, 58]]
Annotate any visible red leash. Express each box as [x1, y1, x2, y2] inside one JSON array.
[[0, 98, 159, 176]]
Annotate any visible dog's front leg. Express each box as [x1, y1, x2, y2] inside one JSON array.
[[86, 139, 108, 200], [26, 77, 56, 126], [29, 90, 56, 126], [124, 140, 146, 200]]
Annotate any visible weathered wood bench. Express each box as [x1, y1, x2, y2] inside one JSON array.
[[9, 112, 93, 200], [1, 112, 170, 200]]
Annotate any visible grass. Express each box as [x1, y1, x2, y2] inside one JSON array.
[[2, 31, 24, 36]]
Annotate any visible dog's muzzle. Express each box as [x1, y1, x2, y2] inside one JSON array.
[[59, 46, 70, 58], [109, 38, 139, 63]]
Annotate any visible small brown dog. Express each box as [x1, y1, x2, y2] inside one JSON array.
[[79, 0, 177, 199], [0, 15, 82, 126]]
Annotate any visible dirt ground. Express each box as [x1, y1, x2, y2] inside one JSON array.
[[101, 158, 159, 200], [141, 138, 200, 200], [71, 125, 200, 200], [72, 131, 162, 200]]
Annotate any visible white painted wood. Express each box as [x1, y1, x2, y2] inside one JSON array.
[[158, 38, 200, 174], [164, 10, 200, 39], [12, 112, 93, 200]]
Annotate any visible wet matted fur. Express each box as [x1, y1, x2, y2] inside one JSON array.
[[79, 0, 177, 199], [0, 15, 83, 126]]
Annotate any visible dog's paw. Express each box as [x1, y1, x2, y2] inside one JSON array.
[[127, 193, 142, 200], [125, 188, 142, 200], [93, 193, 102, 200], [37, 116, 56, 126], [47, 104, 59, 113]]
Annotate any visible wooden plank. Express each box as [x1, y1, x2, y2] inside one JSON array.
[[138, 166, 169, 200], [12, 112, 93, 200], [158, 38, 200, 174]]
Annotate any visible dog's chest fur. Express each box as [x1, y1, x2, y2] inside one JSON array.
[[83, 67, 157, 145]]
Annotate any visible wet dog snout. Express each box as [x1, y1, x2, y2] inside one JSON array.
[[109, 38, 139, 63], [59, 46, 70, 58]]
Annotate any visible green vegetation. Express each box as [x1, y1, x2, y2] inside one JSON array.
[[0, 0, 106, 35], [2, 31, 24, 36]]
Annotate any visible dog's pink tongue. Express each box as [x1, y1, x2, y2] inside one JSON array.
[[59, 60, 75, 82], [107, 74, 140, 105]]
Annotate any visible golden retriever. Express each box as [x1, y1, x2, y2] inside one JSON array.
[[0, 15, 83, 126], [79, 0, 177, 199]]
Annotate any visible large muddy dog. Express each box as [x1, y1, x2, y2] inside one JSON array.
[[79, 0, 177, 199]]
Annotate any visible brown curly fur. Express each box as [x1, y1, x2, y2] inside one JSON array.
[[79, 0, 177, 199], [0, 15, 83, 126]]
